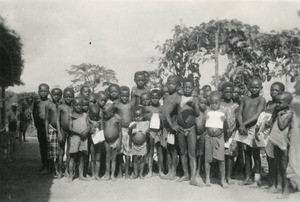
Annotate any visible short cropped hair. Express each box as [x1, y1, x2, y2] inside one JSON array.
[[51, 88, 62, 95], [38, 83, 49, 91], [134, 71, 146, 79], [150, 89, 161, 98], [182, 78, 194, 87], [120, 86, 130, 93], [271, 82, 285, 92], [108, 83, 120, 91], [134, 105, 146, 115], [221, 82, 234, 91], [63, 87, 75, 95]]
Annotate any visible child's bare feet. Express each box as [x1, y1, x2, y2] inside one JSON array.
[[164, 172, 177, 180], [79, 176, 88, 181], [227, 178, 235, 185], [101, 174, 110, 181], [130, 174, 138, 179], [146, 172, 153, 178], [159, 172, 166, 179], [221, 181, 229, 188], [277, 194, 289, 199], [190, 178, 204, 187], [239, 178, 253, 186], [111, 175, 117, 181], [95, 176, 101, 181], [67, 175, 73, 183], [117, 173, 123, 179], [177, 175, 189, 182], [205, 178, 211, 187], [125, 173, 130, 179]]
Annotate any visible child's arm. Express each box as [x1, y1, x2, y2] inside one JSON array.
[[81, 116, 91, 138], [243, 97, 266, 127], [131, 89, 136, 105], [56, 106, 62, 143], [237, 99, 246, 134], [44, 103, 50, 141], [187, 97, 200, 117], [68, 115, 81, 136], [164, 100, 182, 133], [277, 110, 293, 131], [117, 121, 122, 151], [32, 101, 38, 127]]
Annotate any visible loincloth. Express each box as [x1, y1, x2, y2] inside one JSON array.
[[265, 139, 274, 158], [122, 127, 131, 156], [234, 125, 256, 147], [205, 133, 225, 163], [48, 125, 58, 160], [132, 141, 147, 156], [225, 131, 238, 157], [178, 125, 196, 137]]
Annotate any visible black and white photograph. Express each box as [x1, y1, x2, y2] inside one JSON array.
[[1, 0, 300, 201]]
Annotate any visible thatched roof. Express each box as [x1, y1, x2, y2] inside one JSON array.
[[0, 16, 24, 87]]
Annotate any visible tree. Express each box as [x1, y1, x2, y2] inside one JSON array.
[[66, 63, 118, 93]]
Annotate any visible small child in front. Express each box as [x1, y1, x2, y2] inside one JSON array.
[[57, 87, 74, 179], [102, 103, 122, 181], [140, 92, 151, 107], [68, 97, 90, 182], [128, 106, 149, 179], [204, 91, 228, 188], [45, 87, 63, 176]]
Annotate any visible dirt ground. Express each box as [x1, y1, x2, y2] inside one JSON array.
[[1, 137, 300, 202]]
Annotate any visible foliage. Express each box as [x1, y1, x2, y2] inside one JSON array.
[[66, 63, 118, 93], [0, 16, 24, 86], [156, 19, 300, 92]]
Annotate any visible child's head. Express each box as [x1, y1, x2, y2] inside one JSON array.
[[143, 71, 150, 83], [88, 105, 101, 121], [73, 97, 83, 113], [63, 87, 75, 105], [82, 97, 90, 113], [96, 91, 108, 108], [276, 92, 293, 111], [221, 82, 234, 101], [166, 75, 180, 94], [150, 89, 161, 106], [38, 83, 50, 99], [199, 96, 209, 111], [248, 78, 263, 96], [270, 82, 285, 99], [182, 78, 194, 96], [199, 89, 205, 97], [108, 84, 120, 101], [80, 85, 91, 98], [102, 103, 116, 120], [11, 103, 18, 111], [89, 93, 97, 107], [140, 92, 150, 106], [119, 86, 130, 104], [134, 71, 147, 89], [210, 91, 222, 111], [233, 86, 242, 101], [202, 85, 212, 92], [50, 88, 62, 103], [133, 105, 146, 121]]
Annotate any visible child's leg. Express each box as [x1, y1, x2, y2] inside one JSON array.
[[265, 155, 277, 188], [165, 143, 178, 180], [111, 149, 118, 181], [102, 142, 111, 180], [125, 155, 130, 179], [117, 154, 123, 178], [58, 132, 66, 179], [90, 143, 96, 179], [205, 162, 211, 186], [219, 160, 228, 188], [95, 152, 101, 180], [156, 143, 164, 176], [177, 133, 189, 182], [79, 152, 88, 180], [275, 146, 290, 198], [250, 148, 261, 187], [226, 155, 234, 184], [139, 156, 145, 178], [131, 156, 138, 179], [147, 137, 155, 177], [242, 145, 253, 184], [68, 153, 77, 182]]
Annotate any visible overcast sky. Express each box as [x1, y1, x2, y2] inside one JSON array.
[[1, 0, 300, 93]]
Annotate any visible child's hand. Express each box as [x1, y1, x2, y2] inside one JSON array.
[[255, 133, 260, 141], [129, 122, 136, 130], [171, 124, 182, 134], [186, 100, 194, 107], [58, 132, 63, 143]]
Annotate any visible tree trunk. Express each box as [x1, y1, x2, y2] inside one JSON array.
[[215, 28, 219, 90]]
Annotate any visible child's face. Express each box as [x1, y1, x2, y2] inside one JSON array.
[[82, 100, 89, 112], [134, 109, 144, 121], [89, 94, 97, 106], [135, 75, 147, 88], [81, 87, 91, 98], [64, 91, 74, 105], [270, 84, 283, 99], [276, 95, 290, 111], [222, 86, 233, 101], [103, 104, 115, 119], [150, 93, 160, 106], [120, 91, 130, 104], [73, 99, 83, 113], [210, 96, 221, 111], [199, 100, 208, 111], [233, 87, 241, 100], [249, 80, 262, 96], [167, 79, 178, 94], [140, 94, 150, 106], [183, 82, 194, 96], [97, 93, 108, 108], [38, 85, 49, 99], [109, 86, 119, 100], [51, 89, 62, 103], [89, 112, 100, 121]]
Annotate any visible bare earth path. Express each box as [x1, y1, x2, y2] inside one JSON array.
[[1, 137, 300, 202]]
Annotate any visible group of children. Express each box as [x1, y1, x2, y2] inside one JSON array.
[[32, 71, 300, 199]]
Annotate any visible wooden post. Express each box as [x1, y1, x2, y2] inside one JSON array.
[[215, 27, 220, 90]]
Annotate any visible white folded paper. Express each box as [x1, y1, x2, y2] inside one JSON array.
[[180, 96, 193, 108], [205, 111, 225, 129], [92, 128, 105, 144], [167, 133, 175, 145], [132, 121, 149, 133], [150, 113, 160, 129]]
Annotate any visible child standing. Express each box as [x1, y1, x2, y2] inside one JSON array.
[[128, 106, 149, 179], [204, 91, 228, 188], [102, 103, 122, 181], [68, 97, 90, 182], [45, 87, 63, 176], [219, 82, 239, 184], [131, 71, 150, 106], [237, 78, 266, 185], [114, 86, 135, 178], [57, 87, 74, 179], [33, 83, 50, 172], [108, 84, 120, 103]]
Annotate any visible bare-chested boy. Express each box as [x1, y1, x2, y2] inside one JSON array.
[[128, 106, 149, 179], [33, 83, 50, 172], [237, 78, 266, 185], [131, 71, 150, 106], [146, 89, 165, 178], [88, 105, 104, 181], [114, 86, 135, 178], [45, 87, 63, 176], [80, 85, 91, 99], [102, 103, 122, 181], [232, 86, 243, 104], [165, 78, 202, 186], [162, 75, 180, 180], [204, 91, 228, 188], [56, 87, 74, 179], [68, 97, 90, 182]]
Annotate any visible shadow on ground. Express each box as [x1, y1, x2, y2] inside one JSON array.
[[0, 137, 53, 202]]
